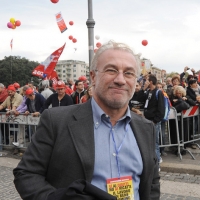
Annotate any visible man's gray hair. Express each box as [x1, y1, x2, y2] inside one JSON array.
[[23, 85, 30, 91], [42, 80, 49, 88], [91, 40, 141, 77], [0, 83, 5, 88]]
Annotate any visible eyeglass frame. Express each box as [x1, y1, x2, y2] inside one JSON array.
[[95, 68, 138, 79]]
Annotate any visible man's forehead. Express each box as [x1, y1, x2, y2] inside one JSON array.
[[99, 52, 136, 69]]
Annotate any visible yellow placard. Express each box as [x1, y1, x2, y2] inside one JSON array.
[[107, 176, 134, 200]]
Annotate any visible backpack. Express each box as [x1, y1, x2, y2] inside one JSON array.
[[156, 90, 170, 121]]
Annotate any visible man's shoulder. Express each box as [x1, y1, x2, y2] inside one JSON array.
[[130, 111, 152, 124], [47, 100, 92, 116]]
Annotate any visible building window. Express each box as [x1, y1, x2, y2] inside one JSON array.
[[63, 70, 65, 73], [74, 75, 76, 77], [73, 65, 76, 67], [73, 69, 76, 72]]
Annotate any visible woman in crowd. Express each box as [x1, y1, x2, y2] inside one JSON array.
[[80, 85, 93, 103], [170, 86, 196, 151], [166, 75, 181, 102], [171, 86, 195, 113], [186, 79, 200, 103]]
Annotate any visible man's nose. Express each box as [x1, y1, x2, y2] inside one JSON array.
[[113, 72, 126, 85]]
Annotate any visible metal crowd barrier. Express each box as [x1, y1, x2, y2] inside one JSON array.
[[0, 113, 40, 150], [180, 105, 200, 159], [1, 106, 200, 161], [159, 107, 182, 160], [159, 105, 200, 160]]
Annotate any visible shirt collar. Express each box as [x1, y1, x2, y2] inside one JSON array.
[[91, 98, 131, 129]]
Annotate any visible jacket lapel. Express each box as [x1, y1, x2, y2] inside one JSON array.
[[129, 113, 155, 190], [68, 100, 95, 182]]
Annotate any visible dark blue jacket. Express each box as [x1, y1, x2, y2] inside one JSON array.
[[25, 93, 46, 114]]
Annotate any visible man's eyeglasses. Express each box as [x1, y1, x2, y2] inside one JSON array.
[[95, 68, 138, 79]]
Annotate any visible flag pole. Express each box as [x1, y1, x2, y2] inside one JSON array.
[[10, 39, 13, 84]]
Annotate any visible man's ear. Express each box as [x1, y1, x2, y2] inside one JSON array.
[[90, 71, 96, 86]]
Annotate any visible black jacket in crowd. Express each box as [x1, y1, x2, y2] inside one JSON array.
[[71, 90, 85, 104], [44, 93, 73, 109], [26, 93, 46, 114], [137, 88, 165, 123], [129, 92, 144, 110], [186, 87, 198, 102]]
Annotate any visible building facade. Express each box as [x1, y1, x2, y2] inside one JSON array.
[[151, 67, 162, 82], [55, 60, 89, 82], [140, 58, 167, 83]]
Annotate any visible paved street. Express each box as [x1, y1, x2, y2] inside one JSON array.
[[0, 154, 200, 200]]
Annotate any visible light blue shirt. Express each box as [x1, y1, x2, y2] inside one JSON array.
[[91, 98, 143, 200]]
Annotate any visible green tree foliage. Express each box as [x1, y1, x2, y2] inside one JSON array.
[[166, 71, 179, 78], [0, 56, 40, 87]]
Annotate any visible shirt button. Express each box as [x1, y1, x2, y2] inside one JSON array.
[[96, 122, 99, 125], [113, 153, 116, 157], [106, 115, 108, 118]]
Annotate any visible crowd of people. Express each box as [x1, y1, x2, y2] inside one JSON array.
[[0, 41, 199, 199], [0, 77, 93, 149], [129, 66, 200, 164]]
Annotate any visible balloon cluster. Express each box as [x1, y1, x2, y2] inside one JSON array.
[[94, 35, 101, 53], [7, 18, 21, 29], [68, 35, 77, 43], [68, 21, 77, 43]]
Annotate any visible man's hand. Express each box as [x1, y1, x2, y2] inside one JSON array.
[[32, 112, 40, 117], [182, 97, 187, 101], [131, 108, 143, 116], [6, 111, 11, 116], [184, 66, 188, 73], [143, 80, 150, 91], [14, 111, 20, 116], [191, 68, 195, 74], [24, 111, 29, 116], [0, 105, 4, 111], [196, 96, 200, 102]]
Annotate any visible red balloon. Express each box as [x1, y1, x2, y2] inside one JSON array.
[[72, 38, 77, 43], [69, 35, 73, 40], [142, 40, 148, 46], [96, 42, 101, 48], [50, 0, 59, 3], [15, 20, 21, 27], [69, 21, 74, 26]]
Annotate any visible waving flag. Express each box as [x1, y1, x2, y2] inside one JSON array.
[[43, 70, 58, 85], [56, 12, 67, 33], [10, 39, 13, 50], [32, 43, 66, 78]]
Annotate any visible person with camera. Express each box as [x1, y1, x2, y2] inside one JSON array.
[[137, 74, 165, 169], [180, 66, 198, 87]]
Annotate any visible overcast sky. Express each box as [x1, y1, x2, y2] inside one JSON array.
[[1, 0, 200, 74]]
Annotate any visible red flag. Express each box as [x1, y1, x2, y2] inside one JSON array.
[[198, 72, 200, 83], [48, 70, 58, 85], [56, 12, 67, 33], [32, 43, 66, 78], [10, 39, 13, 50]]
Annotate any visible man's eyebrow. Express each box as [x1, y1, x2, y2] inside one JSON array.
[[103, 64, 136, 72]]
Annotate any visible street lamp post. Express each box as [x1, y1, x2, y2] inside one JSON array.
[[86, 0, 95, 72]]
